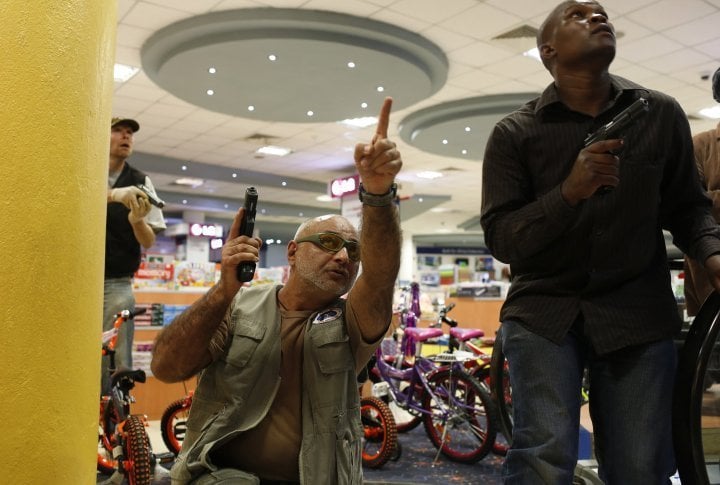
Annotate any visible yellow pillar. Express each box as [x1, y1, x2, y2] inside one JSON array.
[[0, 1, 116, 483]]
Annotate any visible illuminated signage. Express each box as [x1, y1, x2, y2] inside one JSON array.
[[189, 223, 224, 238], [329, 174, 360, 199]]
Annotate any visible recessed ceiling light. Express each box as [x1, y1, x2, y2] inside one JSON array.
[[113, 63, 139, 83], [256, 145, 292, 156], [417, 171, 443, 179], [377, 86, 385, 92], [224, 204, 229, 208], [277, 239, 282, 244], [347, 61, 356, 68], [299, 212, 304, 217], [261, 209, 267, 214], [206, 89, 214, 95], [247, 105, 255, 112], [340, 116, 378, 128], [462, 149, 468, 155], [208, 67, 216, 74], [435, 228, 453, 234], [464, 126, 471, 132], [442, 139, 448, 145], [265, 238, 275, 244], [307, 110, 314, 117], [523, 47, 541, 62], [361, 102, 368, 109], [282, 181, 288, 187], [431, 207, 451, 213], [232, 173, 237, 178], [174, 177, 204, 188], [182, 199, 188, 204], [268, 54, 277, 61], [418, 197, 424, 202], [316, 194, 333, 202], [181, 165, 188, 171], [700, 106, 720, 119]]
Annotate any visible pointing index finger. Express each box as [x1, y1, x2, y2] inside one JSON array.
[[375, 97, 393, 139]]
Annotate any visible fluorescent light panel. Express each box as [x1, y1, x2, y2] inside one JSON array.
[[114, 63, 139, 83], [257, 145, 292, 156], [699, 106, 720, 119]]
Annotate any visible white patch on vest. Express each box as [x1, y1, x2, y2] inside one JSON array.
[[312, 307, 342, 324]]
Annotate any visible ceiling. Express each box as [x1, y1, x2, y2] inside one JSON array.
[[115, 0, 720, 247]]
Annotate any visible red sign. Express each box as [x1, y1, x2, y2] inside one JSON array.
[[329, 174, 360, 199]]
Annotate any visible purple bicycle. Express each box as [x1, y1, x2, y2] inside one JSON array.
[[368, 284, 498, 463]]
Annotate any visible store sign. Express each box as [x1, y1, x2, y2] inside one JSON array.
[[329, 174, 359, 199], [189, 223, 223, 238]]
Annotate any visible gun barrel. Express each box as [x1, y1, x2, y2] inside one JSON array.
[[584, 97, 648, 146]]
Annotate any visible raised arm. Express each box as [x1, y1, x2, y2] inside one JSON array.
[[348, 97, 403, 342], [151, 207, 262, 382]]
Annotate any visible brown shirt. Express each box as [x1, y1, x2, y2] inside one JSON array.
[[210, 305, 310, 480], [684, 121, 720, 315]]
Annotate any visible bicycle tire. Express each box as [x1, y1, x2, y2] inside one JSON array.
[[360, 396, 398, 469], [489, 331, 513, 446], [124, 415, 153, 485], [160, 397, 191, 455], [386, 381, 423, 433], [422, 369, 498, 463]]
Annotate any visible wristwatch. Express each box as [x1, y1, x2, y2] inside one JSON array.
[[358, 183, 397, 207]]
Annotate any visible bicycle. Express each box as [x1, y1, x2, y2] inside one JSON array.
[[368, 301, 498, 463], [97, 307, 156, 485]]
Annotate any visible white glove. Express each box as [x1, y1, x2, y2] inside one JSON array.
[[127, 195, 151, 224], [110, 186, 148, 209]]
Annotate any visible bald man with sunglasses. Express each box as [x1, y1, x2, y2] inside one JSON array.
[[152, 98, 402, 485]]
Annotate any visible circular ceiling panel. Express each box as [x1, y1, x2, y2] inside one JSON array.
[[141, 8, 448, 123], [398, 93, 540, 160]]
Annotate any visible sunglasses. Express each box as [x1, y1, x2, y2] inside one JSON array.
[[295, 232, 361, 262]]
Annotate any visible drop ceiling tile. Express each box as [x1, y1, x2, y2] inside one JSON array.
[[643, 49, 712, 74], [664, 12, 720, 47], [141, 0, 218, 13], [369, 9, 429, 33], [625, 0, 716, 32], [389, 0, 477, 24], [485, 0, 555, 19], [421, 25, 476, 53], [444, 3, 523, 41], [211, 0, 259, 10], [450, 41, 516, 69], [141, 102, 197, 119], [619, 34, 684, 63], [113, 45, 141, 66], [116, 24, 153, 48], [304, 0, 381, 17], [599, 0, 657, 15], [694, 37, 720, 58], [115, 83, 168, 102], [122, 3, 193, 30], [612, 17, 653, 44]]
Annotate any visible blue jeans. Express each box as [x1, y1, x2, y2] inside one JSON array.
[[501, 319, 676, 485], [101, 277, 135, 396]]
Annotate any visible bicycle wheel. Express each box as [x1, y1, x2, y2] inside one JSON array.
[[360, 396, 398, 469], [388, 381, 423, 432], [489, 332, 513, 446], [124, 415, 153, 485], [422, 369, 497, 463], [161, 397, 191, 455]]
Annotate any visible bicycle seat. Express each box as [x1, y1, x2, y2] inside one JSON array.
[[449, 328, 485, 341], [404, 327, 443, 342], [111, 367, 147, 387]]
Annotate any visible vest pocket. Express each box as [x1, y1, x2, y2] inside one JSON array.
[[223, 319, 265, 368], [311, 321, 354, 374]]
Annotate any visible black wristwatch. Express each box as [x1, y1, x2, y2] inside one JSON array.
[[358, 183, 397, 207]]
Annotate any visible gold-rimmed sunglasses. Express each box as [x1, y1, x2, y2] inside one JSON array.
[[295, 232, 361, 262]]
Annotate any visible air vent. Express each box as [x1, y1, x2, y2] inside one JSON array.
[[493, 25, 538, 40], [244, 132, 278, 142]]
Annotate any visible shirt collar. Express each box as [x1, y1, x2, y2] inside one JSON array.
[[534, 74, 647, 116]]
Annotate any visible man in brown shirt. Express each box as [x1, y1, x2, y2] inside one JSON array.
[[684, 66, 720, 315]]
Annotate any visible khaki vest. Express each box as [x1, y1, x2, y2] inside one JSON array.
[[170, 284, 363, 484]]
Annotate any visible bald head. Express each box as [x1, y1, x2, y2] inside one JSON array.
[[293, 214, 357, 240]]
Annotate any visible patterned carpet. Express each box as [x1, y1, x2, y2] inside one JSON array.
[[363, 424, 505, 485]]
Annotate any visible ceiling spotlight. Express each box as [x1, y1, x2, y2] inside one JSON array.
[[256, 145, 292, 156], [307, 110, 314, 117], [232, 173, 237, 178], [418, 198, 424, 203], [265, 238, 275, 245], [224, 204, 229, 208], [247, 105, 255, 112], [442, 139, 448, 145], [376, 86, 385, 92], [347, 61, 356, 68], [206, 89, 214, 96], [361, 102, 368, 109], [299, 212, 304, 217], [277, 240, 282, 244], [462, 149, 468, 155], [261, 209, 267, 214], [182, 199, 188, 204], [208, 67, 216, 74], [282, 181, 288, 187], [181, 165, 188, 171], [464, 126, 471, 132], [268, 54, 277, 61]]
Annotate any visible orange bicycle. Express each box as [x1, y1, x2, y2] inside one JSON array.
[[97, 308, 155, 484]]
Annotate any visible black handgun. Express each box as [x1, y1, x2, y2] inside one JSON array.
[[136, 184, 165, 208], [584, 97, 649, 194], [237, 187, 258, 283]]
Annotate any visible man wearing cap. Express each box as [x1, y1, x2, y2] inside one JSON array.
[[684, 67, 720, 317], [102, 117, 166, 395]]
